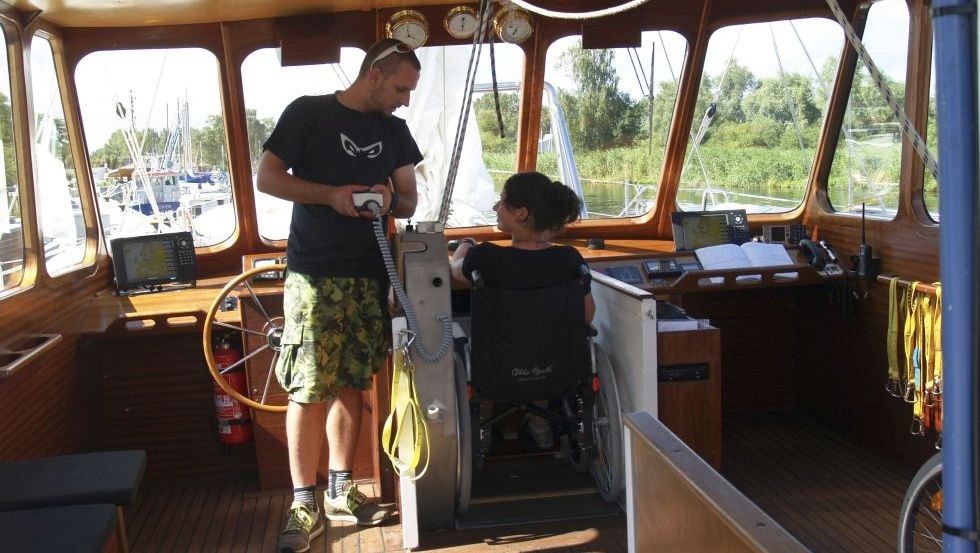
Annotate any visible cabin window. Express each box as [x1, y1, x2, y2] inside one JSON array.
[[537, 32, 686, 220], [75, 48, 233, 247], [828, 0, 909, 219], [924, 49, 938, 221], [439, 42, 524, 227], [243, 42, 525, 235], [0, 25, 22, 293], [242, 47, 363, 241], [31, 35, 85, 274], [684, 18, 844, 214]]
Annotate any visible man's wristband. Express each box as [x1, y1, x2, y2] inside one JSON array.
[[389, 191, 399, 213]]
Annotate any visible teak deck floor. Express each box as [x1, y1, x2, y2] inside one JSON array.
[[126, 412, 916, 552], [722, 412, 918, 553]]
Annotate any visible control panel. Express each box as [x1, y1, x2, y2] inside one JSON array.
[[597, 254, 701, 289]]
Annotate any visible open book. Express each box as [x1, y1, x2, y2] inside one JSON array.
[[695, 242, 798, 283]]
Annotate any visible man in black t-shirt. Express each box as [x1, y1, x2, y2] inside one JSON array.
[[257, 39, 422, 552]]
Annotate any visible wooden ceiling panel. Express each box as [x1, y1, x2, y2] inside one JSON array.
[[9, 0, 471, 28]]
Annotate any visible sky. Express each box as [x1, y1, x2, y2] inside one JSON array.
[[66, 0, 913, 155]]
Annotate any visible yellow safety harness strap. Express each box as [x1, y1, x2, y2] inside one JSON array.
[[886, 277, 901, 396], [922, 291, 936, 407], [930, 284, 943, 399], [902, 282, 920, 406], [381, 333, 430, 480], [910, 292, 929, 434]]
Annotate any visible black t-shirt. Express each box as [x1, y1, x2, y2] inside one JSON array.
[[263, 94, 423, 278], [461, 243, 591, 293]]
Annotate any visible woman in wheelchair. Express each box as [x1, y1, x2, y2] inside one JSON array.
[[450, 171, 595, 451]]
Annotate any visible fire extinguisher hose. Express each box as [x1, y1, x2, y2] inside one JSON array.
[[381, 331, 430, 480]]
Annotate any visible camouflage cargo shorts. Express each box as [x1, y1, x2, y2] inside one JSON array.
[[275, 271, 389, 403]]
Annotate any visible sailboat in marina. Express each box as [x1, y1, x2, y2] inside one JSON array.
[[99, 96, 232, 244]]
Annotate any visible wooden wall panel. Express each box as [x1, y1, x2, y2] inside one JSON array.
[[0, 335, 95, 460], [0, 268, 110, 462], [92, 330, 257, 481], [674, 287, 804, 414]]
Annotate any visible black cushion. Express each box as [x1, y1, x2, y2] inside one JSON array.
[[0, 504, 116, 553], [0, 450, 146, 511]]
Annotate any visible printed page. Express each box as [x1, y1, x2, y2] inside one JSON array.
[[740, 241, 798, 281], [694, 243, 752, 270], [695, 243, 755, 284], [739, 242, 793, 267]]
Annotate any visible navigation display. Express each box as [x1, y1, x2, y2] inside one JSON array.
[[110, 231, 197, 294], [671, 209, 749, 251]]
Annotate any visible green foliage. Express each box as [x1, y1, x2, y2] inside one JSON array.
[[0, 91, 17, 191], [474, 92, 519, 153], [558, 44, 642, 150]]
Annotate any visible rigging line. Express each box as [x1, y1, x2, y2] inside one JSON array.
[[331, 62, 351, 89], [714, 28, 742, 102], [647, 43, 656, 155], [657, 31, 711, 189], [490, 40, 505, 138], [769, 24, 810, 175], [789, 20, 829, 97], [508, 0, 652, 20], [789, 20, 878, 209], [690, 28, 741, 148], [439, 0, 491, 222], [824, 0, 938, 180], [627, 48, 649, 97], [438, 0, 494, 224], [138, 50, 169, 154]]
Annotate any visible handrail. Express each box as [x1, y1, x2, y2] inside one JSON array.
[[668, 263, 827, 293], [876, 274, 939, 295]]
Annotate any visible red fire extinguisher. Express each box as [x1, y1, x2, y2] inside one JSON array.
[[212, 340, 253, 445]]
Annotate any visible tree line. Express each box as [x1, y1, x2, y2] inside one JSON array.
[[474, 43, 932, 192], [90, 109, 275, 173]]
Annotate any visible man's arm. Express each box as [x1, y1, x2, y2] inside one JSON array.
[[386, 163, 418, 218], [256, 150, 372, 218]]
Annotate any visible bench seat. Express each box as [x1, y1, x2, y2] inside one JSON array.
[[0, 450, 146, 510], [0, 503, 119, 553]]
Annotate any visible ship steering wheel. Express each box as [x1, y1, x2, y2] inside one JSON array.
[[202, 264, 289, 413]]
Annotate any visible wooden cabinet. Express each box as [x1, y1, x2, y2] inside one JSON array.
[[656, 326, 722, 469]]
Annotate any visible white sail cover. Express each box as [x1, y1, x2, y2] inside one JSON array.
[[403, 47, 497, 228]]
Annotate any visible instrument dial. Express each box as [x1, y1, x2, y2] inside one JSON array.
[[492, 6, 534, 44], [444, 6, 479, 39], [386, 9, 429, 50]]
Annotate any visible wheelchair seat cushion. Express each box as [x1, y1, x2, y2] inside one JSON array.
[[470, 278, 589, 401]]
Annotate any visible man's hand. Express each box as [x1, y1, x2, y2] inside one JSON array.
[[363, 183, 393, 218], [325, 184, 382, 218]]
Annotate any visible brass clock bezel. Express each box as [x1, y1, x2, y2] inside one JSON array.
[[386, 9, 429, 50], [443, 5, 479, 40], [492, 6, 534, 45]]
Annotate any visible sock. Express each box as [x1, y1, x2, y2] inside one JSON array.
[[293, 485, 317, 509], [328, 470, 353, 499]]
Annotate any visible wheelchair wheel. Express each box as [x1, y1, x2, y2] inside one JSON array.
[[454, 350, 472, 515], [897, 451, 942, 553], [590, 345, 624, 503]]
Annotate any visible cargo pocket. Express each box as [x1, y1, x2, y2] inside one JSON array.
[[275, 323, 309, 393]]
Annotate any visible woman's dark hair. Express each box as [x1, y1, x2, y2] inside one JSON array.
[[502, 171, 581, 232]]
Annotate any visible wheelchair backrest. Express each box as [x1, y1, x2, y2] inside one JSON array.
[[469, 276, 590, 402]]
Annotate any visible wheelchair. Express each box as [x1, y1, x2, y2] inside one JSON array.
[[452, 267, 625, 516]]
